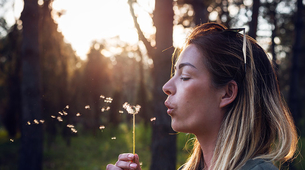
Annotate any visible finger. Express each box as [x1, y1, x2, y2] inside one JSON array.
[[118, 153, 135, 161], [133, 154, 141, 170], [115, 161, 137, 170], [106, 164, 121, 170]]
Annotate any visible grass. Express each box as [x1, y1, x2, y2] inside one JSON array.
[[0, 123, 190, 170], [2, 123, 303, 170]]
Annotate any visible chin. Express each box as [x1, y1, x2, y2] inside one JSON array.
[[171, 121, 188, 133]]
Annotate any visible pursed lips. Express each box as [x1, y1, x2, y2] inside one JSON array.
[[164, 101, 174, 115]]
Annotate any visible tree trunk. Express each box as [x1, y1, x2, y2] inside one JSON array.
[[150, 0, 176, 170], [191, 0, 209, 25], [249, 0, 260, 39], [128, 0, 176, 169], [289, 0, 303, 130], [19, 0, 43, 169], [136, 49, 150, 124], [270, 2, 279, 74]]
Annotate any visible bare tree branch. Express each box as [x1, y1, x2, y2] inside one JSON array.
[[127, 0, 154, 57]]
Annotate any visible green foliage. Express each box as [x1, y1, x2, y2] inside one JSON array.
[[176, 133, 194, 168], [0, 123, 191, 170], [0, 137, 19, 170], [293, 137, 305, 169]]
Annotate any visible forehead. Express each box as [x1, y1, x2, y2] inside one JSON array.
[[175, 44, 204, 68]]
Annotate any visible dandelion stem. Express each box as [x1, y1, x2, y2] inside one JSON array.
[[133, 113, 135, 155]]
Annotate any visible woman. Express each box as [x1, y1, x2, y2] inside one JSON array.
[[106, 23, 298, 170]]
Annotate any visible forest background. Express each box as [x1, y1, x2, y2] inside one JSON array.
[[0, 0, 304, 169]]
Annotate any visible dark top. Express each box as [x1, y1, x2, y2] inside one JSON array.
[[178, 158, 278, 170], [240, 159, 278, 170]]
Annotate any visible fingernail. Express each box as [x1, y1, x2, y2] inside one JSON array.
[[130, 163, 137, 169], [128, 154, 134, 159]]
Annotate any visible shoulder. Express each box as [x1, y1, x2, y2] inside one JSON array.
[[240, 159, 278, 170]]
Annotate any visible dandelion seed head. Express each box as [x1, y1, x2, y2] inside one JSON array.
[[123, 102, 141, 114], [133, 105, 141, 114]]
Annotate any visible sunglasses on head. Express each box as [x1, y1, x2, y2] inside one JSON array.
[[223, 28, 247, 73]]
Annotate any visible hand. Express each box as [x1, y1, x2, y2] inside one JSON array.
[[106, 153, 141, 170]]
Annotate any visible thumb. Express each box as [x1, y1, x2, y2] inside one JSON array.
[[134, 154, 141, 170]]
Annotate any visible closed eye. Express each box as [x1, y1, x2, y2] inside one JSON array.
[[180, 77, 190, 81]]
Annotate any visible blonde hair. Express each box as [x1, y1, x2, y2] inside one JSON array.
[[180, 23, 298, 170]]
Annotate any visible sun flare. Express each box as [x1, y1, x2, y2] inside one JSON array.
[[52, 0, 155, 60], [10, 0, 187, 60]]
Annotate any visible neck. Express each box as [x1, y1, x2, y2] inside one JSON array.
[[195, 130, 219, 170]]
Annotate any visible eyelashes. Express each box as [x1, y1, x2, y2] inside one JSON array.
[[180, 77, 190, 81], [171, 69, 191, 81]]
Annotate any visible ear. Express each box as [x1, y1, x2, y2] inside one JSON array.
[[219, 80, 238, 108]]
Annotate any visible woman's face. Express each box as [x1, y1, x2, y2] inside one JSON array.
[[163, 44, 225, 136]]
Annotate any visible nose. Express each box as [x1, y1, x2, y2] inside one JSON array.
[[162, 78, 175, 95]]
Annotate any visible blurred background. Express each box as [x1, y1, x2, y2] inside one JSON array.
[[0, 0, 304, 169]]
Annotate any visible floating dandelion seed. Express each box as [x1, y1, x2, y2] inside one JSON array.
[[99, 125, 105, 130], [27, 121, 31, 125], [76, 113, 81, 117], [150, 117, 156, 122], [111, 137, 116, 140], [106, 106, 110, 111], [101, 108, 105, 112], [67, 124, 74, 128], [58, 111, 63, 116], [51, 115, 56, 118], [40, 120, 45, 123], [57, 116, 63, 122], [104, 97, 113, 103], [85, 105, 90, 109], [10, 139, 14, 142], [119, 110, 123, 114], [71, 128, 77, 133], [34, 119, 39, 124], [65, 105, 69, 109], [100, 95, 105, 99], [63, 111, 68, 116]]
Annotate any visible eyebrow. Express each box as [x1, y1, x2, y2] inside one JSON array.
[[175, 62, 197, 70]]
